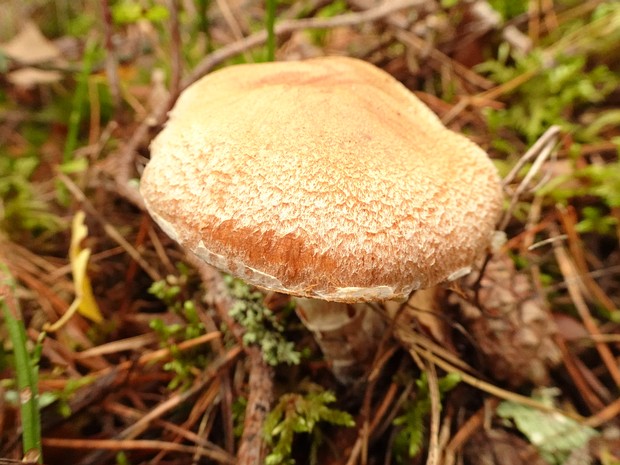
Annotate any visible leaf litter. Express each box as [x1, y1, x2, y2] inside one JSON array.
[[0, 1, 619, 464]]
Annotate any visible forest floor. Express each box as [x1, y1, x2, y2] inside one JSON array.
[[1, 1, 619, 464]]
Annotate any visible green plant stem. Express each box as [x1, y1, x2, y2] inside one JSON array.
[[197, 0, 213, 50], [265, 0, 277, 61], [63, 38, 98, 162], [0, 265, 42, 463]]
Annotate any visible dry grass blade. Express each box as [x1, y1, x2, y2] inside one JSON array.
[[42, 438, 234, 463], [551, 224, 620, 388], [499, 125, 561, 231], [57, 171, 161, 282], [442, 402, 496, 465], [402, 338, 584, 422], [558, 206, 619, 314], [584, 396, 620, 428], [425, 358, 441, 465]]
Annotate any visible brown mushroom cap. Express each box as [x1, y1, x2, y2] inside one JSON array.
[[140, 56, 503, 303]]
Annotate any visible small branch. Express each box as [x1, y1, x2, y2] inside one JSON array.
[[550, 222, 620, 388], [43, 438, 234, 462], [168, 0, 182, 101], [187, 254, 274, 465], [498, 125, 561, 231], [184, 0, 427, 88], [100, 0, 121, 108], [424, 358, 440, 465], [237, 349, 274, 465]]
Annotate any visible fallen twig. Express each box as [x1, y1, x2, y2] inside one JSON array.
[[499, 125, 561, 231], [187, 254, 274, 465], [184, 0, 427, 88], [237, 349, 274, 465], [550, 222, 620, 388]]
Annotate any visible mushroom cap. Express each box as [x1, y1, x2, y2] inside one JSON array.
[[140, 56, 503, 303]]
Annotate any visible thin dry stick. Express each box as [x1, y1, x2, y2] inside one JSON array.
[[425, 358, 440, 465], [185, 254, 242, 342], [584, 396, 620, 428], [42, 438, 234, 463], [551, 226, 620, 388], [104, 398, 228, 458], [122, 348, 241, 440], [100, 0, 121, 107], [145, 382, 223, 465], [184, 0, 427, 88], [554, 335, 605, 412], [74, 333, 159, 358], [397, 323, 475, 373], [188, 255, 274, 465], [168, 0, 182, 102], [197, 306, 236, 455], [442, 405, 485, 465], [499, 125, 561, 231], [558, 206, 619, 314], [405, 343, 584, 421], [135, 332, 222, 364], [79, 337, 230, 387], [368, 381, 401, 435], [501, 125, 561, 187], [395, 29, 495, 91], [57, 172, 161, 282], [87, 77, 102, 145], [236, 350, 274, 465], [528, 0, 541, 44], [113, 119, 157, 211], [357, 313, 399, 465], [437, 412, 453, 464], [346, 377, 403, 465], [216, 0, 247, 43]]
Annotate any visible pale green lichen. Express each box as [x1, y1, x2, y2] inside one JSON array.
[[226, 276, 301, 366]]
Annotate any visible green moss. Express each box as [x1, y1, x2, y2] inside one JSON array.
[[226, 276, 301, 367], [392, 373, 460, 462], [148, 271, 209, 388], [264, 383, 355, 465]]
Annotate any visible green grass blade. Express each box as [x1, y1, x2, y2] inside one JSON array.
[[265, 0, 277, 61], [63, 38, 98, 162], [0, 264, 43, 463]]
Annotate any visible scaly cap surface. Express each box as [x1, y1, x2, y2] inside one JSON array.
[[140, 56, 503, 302]]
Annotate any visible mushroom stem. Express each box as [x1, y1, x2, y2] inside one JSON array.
[[294, 298, 387, 384]]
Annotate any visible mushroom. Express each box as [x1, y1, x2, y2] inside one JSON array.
[[140, 56, 503, 383]]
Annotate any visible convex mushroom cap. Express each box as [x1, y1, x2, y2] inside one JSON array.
[[140, 56, 503, 303]]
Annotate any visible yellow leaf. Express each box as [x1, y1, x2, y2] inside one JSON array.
[[47, 211, 103, 331], [70, 211, 103, 324]]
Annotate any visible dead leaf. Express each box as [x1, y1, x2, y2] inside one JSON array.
[[0, 21, 65, 87], [46, 211, 103, 332], [69, 210, 104, 324], [0, 21, 62, 65], [6, 68, 62, 87]]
